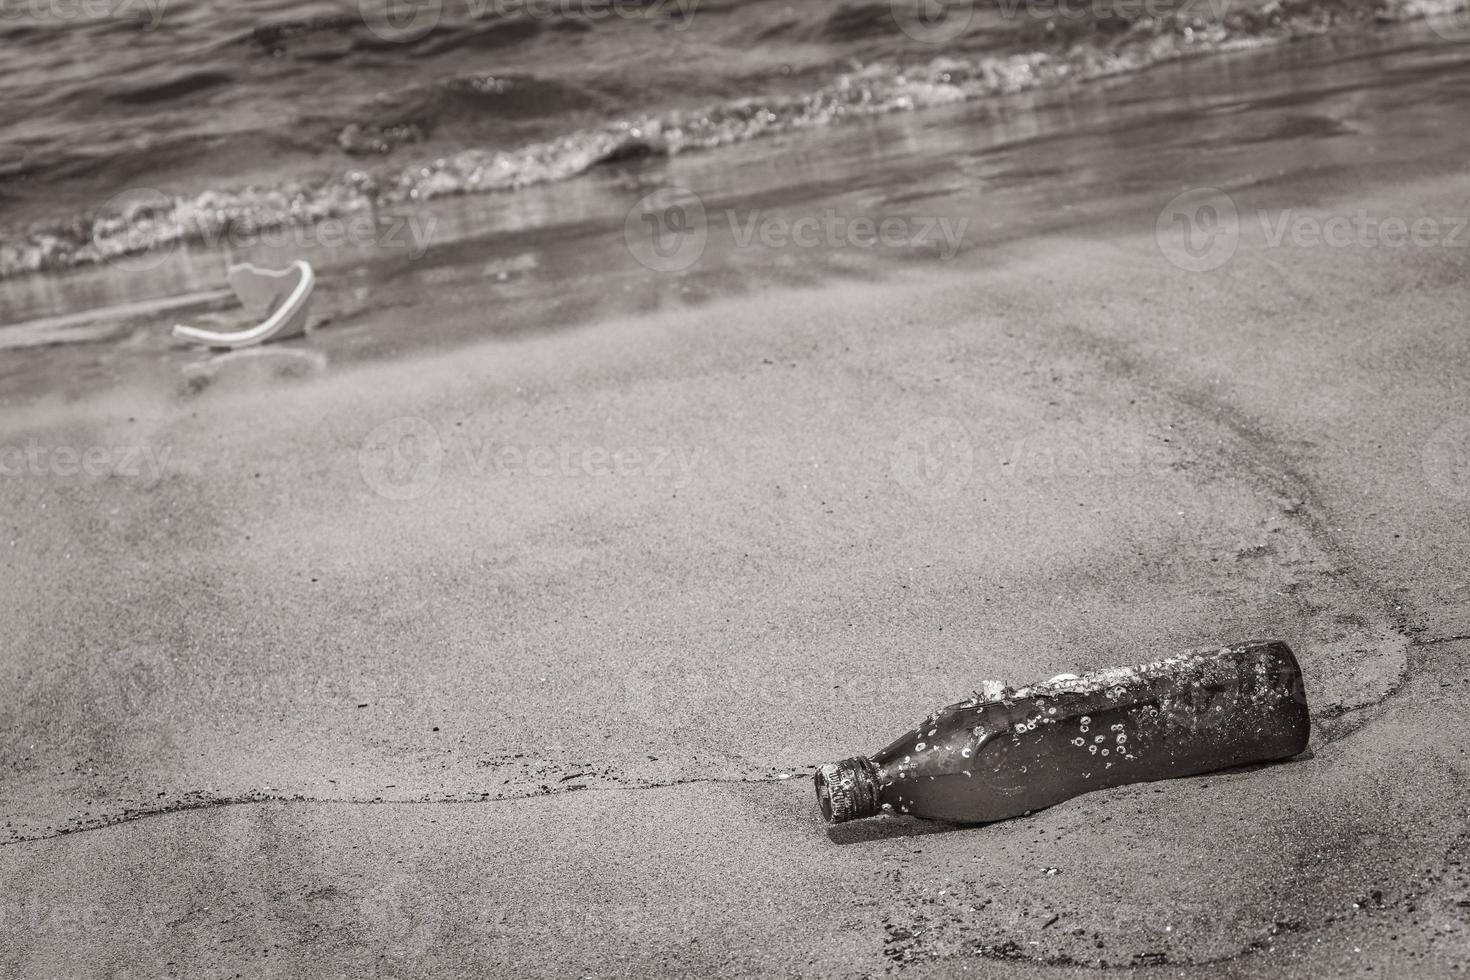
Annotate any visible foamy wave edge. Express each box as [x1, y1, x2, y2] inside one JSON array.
[[1, 0, 1458, 281]]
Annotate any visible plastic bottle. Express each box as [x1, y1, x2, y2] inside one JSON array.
[[814, 640, 1310, 824]]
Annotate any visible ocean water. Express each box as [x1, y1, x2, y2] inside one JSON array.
[[0, 0, 1460, 279]]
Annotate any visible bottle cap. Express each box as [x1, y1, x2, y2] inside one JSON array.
[[814, 756, 880, 823]]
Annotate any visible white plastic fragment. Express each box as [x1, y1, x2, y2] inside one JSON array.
[[172, 260, 315, 349]]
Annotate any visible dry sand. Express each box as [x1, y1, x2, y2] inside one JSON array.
[[2, 24, 1469, 980]]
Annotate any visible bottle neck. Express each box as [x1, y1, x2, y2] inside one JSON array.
[[814, 756, 880, 823]]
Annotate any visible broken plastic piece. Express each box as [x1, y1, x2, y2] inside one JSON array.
[[172, 260, 315, 349], [815, 640, 1310, 825]]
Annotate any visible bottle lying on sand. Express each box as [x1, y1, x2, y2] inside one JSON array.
[[815, 640, 1309, 824]]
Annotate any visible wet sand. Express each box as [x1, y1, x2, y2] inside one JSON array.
[[3, 23, 1469, 979]]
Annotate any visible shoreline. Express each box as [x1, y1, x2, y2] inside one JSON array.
[[4, 21, 1468, 388], [3, 4, 1465, 283]]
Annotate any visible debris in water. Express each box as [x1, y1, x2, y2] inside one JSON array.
[[172, 260, 315, 349]]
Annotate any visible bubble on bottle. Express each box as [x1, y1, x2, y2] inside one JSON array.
[[1088, 745, 1098, 754], [916, 742, 926, 751], [1080, 726, 1089, 734], [1080, 716, 1091, 725], [1112, 722, 1125, 731], [1094, 734, 1105, 743], [1071, 737, 1085, 747], [1102, 748, 1110, 756], [1117, 733, 1127, 744]]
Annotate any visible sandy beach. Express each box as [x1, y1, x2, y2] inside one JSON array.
[[3, 18, 1470, 979]]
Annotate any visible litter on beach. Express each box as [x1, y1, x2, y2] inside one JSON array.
[[172, 259, 315, 349], [816, 641, 1311, 825]]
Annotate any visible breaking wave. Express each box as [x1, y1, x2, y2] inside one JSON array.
[[1, 0, 1458, 279]]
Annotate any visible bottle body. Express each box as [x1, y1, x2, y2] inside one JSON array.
[[816, 640, 1309, 824]]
